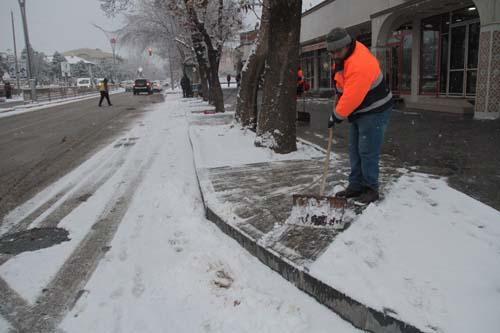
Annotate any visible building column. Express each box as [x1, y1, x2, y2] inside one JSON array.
[[475, 24, 500, 119], [474, 0, 500, 119], [410, 18, 421, 102], [371, 12, 398, 80], [313, 50, 319, 90]]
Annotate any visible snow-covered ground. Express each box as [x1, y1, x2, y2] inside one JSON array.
[[310, 172, 500, 333], [189, 106, 500, 333], [190, 123, 323, 168], [0, 88, 125, 119], [0, 94, 360, 332]]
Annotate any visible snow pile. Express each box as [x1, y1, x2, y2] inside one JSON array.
[[189, 124, 324, 168], [310, 172, 500, 333]]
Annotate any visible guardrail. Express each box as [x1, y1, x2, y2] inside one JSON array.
[[20, 86, 119, 103]]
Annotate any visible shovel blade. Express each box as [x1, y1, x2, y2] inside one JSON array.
[[292, 194, 347, 209], [291, 194, 348, 228]]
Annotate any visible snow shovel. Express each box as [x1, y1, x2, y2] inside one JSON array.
[[291, 125, 348, 227]]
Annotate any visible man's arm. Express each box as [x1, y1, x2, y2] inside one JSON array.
[[333, 67, 373, 119]]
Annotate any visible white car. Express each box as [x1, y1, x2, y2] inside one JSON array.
[[77, 78, 92, 88]]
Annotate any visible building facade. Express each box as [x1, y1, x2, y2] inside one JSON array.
[[300, 0, 500, 119]]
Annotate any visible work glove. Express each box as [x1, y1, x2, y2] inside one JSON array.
[[328, 112, 342, 128]]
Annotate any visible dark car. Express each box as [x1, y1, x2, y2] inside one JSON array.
[[152, 81, 162, 93], [133, 79, 153, 95]]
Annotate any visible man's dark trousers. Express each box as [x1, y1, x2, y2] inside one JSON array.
[[348, 108, 391, 192], [99, 91, 111, 106]]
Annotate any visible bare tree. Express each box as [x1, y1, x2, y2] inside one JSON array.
[[235, 0, 269, 128], [115, 0, 185, 90], [255, 0, 301, 153], [100, 0, 242, 112], [182, 0, 241, 112]]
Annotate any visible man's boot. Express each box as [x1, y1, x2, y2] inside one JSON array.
[[356, 188, 380, 205], [335, 187, 363, 199]]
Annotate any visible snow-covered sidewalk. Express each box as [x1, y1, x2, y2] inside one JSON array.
[[188, 105, 500, 333], [0, 94, 359, 332]]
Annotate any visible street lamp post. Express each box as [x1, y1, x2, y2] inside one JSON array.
[[18, 0, 36, 101], [10, 10, 21, 95], [110, 37, 117, 83]]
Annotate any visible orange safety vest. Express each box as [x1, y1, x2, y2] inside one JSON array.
[[297, 69, 304, 85], [333, 41, 392, 120]]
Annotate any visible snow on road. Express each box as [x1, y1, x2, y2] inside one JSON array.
[[0, 94, 359, 332], [0, 88, 125, 119]]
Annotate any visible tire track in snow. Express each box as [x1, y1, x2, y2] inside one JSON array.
[[2, 145, 128, 236], [0, 276, 30, 332], [36, 151, 128, 229], [12, 150, 158, 332]]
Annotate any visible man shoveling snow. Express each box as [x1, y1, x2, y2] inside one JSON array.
[[327, 27, 393, 205]]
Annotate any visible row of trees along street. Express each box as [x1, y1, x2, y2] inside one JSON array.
[[101, 0, 302, 153], [0, 47, 139, 86]]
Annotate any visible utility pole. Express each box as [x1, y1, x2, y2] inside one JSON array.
[[111, 37, 117, 83], [18, 0, 36, 101], [10, 10, 21, 95]]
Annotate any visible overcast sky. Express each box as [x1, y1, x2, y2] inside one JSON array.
[[0, 0, 325, 56], [0, 0, 123, 56]]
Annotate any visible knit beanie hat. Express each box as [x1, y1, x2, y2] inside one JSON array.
[[326, 27, 353, 52]]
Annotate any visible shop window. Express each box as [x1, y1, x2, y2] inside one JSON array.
[[318, 49, 331, 89], [422, 8, 479, 96], [440, 33, 449, 93], [450, 25, 466, 70], [420, 16, 440, 94], [449, 71, 464, 94], [401, 34, 412, 92], [300, 51, 315, 90], [387, 23, 412, 94]]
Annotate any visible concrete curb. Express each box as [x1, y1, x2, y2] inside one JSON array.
[[187, 127, 426, 333]]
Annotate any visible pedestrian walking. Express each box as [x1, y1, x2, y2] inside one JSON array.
[[296, 67, 304, 97], [98, 78, 112, 107], [226, 74, 231, 87], [181, 75, 189, 98], [236, 72, 241, 88], [327, 27, 392, 204], [4, 81, 12, 99]]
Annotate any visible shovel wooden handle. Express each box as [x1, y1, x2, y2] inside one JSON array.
[[319, 126, 334, 196]]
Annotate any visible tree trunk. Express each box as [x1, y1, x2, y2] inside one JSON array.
[[191, 31, 209, 101], [206, 47, 225, 112], [166, 44, 176, 90], [236, 0, 270, 128], [198, 65, 209, 101], [255, 0, 301, 154], [184, 0, 224, 112]]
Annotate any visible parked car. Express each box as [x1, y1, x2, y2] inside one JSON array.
[[123, 80, 134, 92], [133, 78, 152, 95], [94, 78, 105, 86], [152, 80, 162, 93], [77, 78, 92, 88]]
